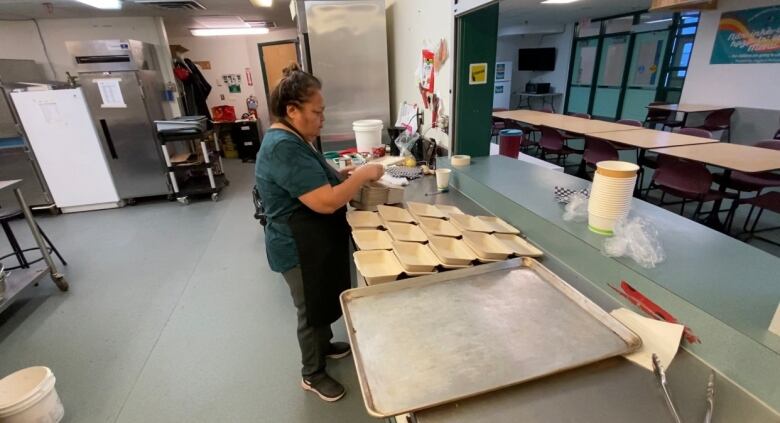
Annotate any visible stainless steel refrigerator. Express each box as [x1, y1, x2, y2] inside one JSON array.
[[66, 39, 170, 200], [291, 0, 391, 149], [0, 59, 55, 209]]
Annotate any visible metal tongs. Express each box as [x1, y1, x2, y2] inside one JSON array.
[[652, 353, 683, 423]]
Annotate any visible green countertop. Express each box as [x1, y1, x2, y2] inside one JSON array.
[[441, 155, 780, 410]]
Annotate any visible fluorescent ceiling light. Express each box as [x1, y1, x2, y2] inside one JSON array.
[[541, 0, 579, 3], [190, 27, 270, 36], [249, 0, 273, 7], [645, 18, 673, 24], [74, 0, 122, 9]]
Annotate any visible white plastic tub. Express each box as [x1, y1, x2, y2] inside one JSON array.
[[353, 119, 383, 153], [0, 366, 64, 423]]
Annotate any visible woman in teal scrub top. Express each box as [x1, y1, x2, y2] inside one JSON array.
[[255, 63, 383, 402]]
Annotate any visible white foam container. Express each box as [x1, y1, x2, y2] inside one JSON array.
[[0, 366, 64, 423], [353, 119, 383, 153]]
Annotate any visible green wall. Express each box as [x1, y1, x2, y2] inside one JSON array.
[[453, 4, 498, 157]]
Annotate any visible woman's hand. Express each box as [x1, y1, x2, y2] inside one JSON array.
[[338, 165, 357, 178], [351, 164, 384, 183]]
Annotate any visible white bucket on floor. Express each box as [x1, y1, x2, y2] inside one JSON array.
[[0, 366, 64, 423], [353, 119, 383, 153]]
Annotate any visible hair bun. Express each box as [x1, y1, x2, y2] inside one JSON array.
[[282, 62, 302, 77]]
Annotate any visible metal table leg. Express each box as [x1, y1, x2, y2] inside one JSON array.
[[13, 187, 68, 291]]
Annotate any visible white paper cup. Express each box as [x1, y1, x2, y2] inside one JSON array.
[[435, 169, 452, 191], [588, 211, 618, 235]]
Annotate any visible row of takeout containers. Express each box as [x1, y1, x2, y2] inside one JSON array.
[[348, 203, 543, 285]]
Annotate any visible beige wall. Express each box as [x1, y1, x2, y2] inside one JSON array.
[[170, 28, 299, 131], [0, 17, 181, 118], [386, 0, 453, 150]]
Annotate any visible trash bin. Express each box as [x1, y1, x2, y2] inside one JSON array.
[[498, 129, 523, 158]]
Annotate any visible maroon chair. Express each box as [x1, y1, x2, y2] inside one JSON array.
[[491, 108, 508, 143], [540, 105, 554, 113], [644, 101, 682, 131], [578, 136, 619, 179], [648, 155, 737, 219], [539, 125, 582, 166], [570, 112, 591, 119], [773, 128, 780, 140], [678, 127, 713, 138], [693, 108, 735, 142], [616, 119, 642, 127], [715, 140, 780, 230], [739, 191, 780, 247]]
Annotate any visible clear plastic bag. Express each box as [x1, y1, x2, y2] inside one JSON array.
[[603, 217, 665, 268], [562, 192, 589, 222], [394, 132, 420, 158]]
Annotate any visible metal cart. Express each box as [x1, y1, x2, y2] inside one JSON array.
[[0, 180, 68, 314], [157, 130, 229, 205]]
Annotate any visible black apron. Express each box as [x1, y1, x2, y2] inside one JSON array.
[[280, 120, 352, 327]]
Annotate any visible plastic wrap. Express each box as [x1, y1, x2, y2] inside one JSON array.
[[562, 192, 589, 222], [603, 217, 665, 268]]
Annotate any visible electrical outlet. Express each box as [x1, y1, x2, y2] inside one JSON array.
[[220, 94, 225, 100]]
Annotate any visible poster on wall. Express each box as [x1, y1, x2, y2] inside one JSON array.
[[222, 74, 242, 93], [710, 5, 780, 64]]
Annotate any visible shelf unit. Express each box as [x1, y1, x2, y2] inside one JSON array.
[[157, 130, 229, 205]]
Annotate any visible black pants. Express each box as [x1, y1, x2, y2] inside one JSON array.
[[282, 266, 333, 376]]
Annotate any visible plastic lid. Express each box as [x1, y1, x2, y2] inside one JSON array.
[[499, 129, 523, 135]]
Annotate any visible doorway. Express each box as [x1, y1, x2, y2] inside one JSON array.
[[257, 41, 300, 111]]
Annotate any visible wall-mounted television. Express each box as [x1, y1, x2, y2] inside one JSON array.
[[518, 48, 556, 71]]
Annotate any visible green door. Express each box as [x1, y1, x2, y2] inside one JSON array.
[[568, 38, 598, 114], [622, 30, 669, 121], [453, 4, 499, 157], [592, 35, 629, 119]]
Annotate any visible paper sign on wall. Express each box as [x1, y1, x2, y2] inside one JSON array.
[[469, 63, 487, 85], [94, 78, 126, 108], [710, 5, 780, 64]]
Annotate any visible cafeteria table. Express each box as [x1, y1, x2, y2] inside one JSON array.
[[646, 103, 730, 127], [492, 110, 644, 135], [650, 143, 780, 229], [590, 129, 719, 193]]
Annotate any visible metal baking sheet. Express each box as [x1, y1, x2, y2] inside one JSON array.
[[340, 258, 641, 417]]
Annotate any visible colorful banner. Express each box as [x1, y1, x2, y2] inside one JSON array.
[[710, 5, 780, 64]]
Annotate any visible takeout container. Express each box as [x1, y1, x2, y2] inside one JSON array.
[[351, 182, 404, 210], [461, 231, 513, 261], [478, 216, 520, 235], [406, 202, 446, 219], [493, 233, 543, 257], [347, 211, 383, 229], [385, 222, 428, 243], [352, 230, 394, 251], [417, 216, 462, 238], [436, 204, 465, 219], [451, 155, 471, 167], [392, 241, 441, 273], [377, 205, 416, 223], [353, 250, 405, 285], [449, 214, 494, 233], [588, 161, 638, 235], [428, 235, 478, 266]]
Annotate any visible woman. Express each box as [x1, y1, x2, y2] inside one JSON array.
[[255, 63, 384, 402]]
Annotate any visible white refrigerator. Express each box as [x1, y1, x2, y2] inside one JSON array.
[[493, 61, 512, 109], [11, 86, 120, 213]]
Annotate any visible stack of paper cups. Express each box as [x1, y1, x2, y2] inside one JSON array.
[[588, 161, 639, 235]]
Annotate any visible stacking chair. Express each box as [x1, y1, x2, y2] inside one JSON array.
[[714, 140, 780, 231], [739, 192, 780, 247], [644, 101, 682, 131], [692, 108, 735, 142], [1, 207, 67, 270], [491, 108, 508, 144], [578, 136, 619, 179], [616, 119, 642, 127], [640, 128, 713, 198], [647, 155, 737, 222], [539, 125, 582, 168]]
